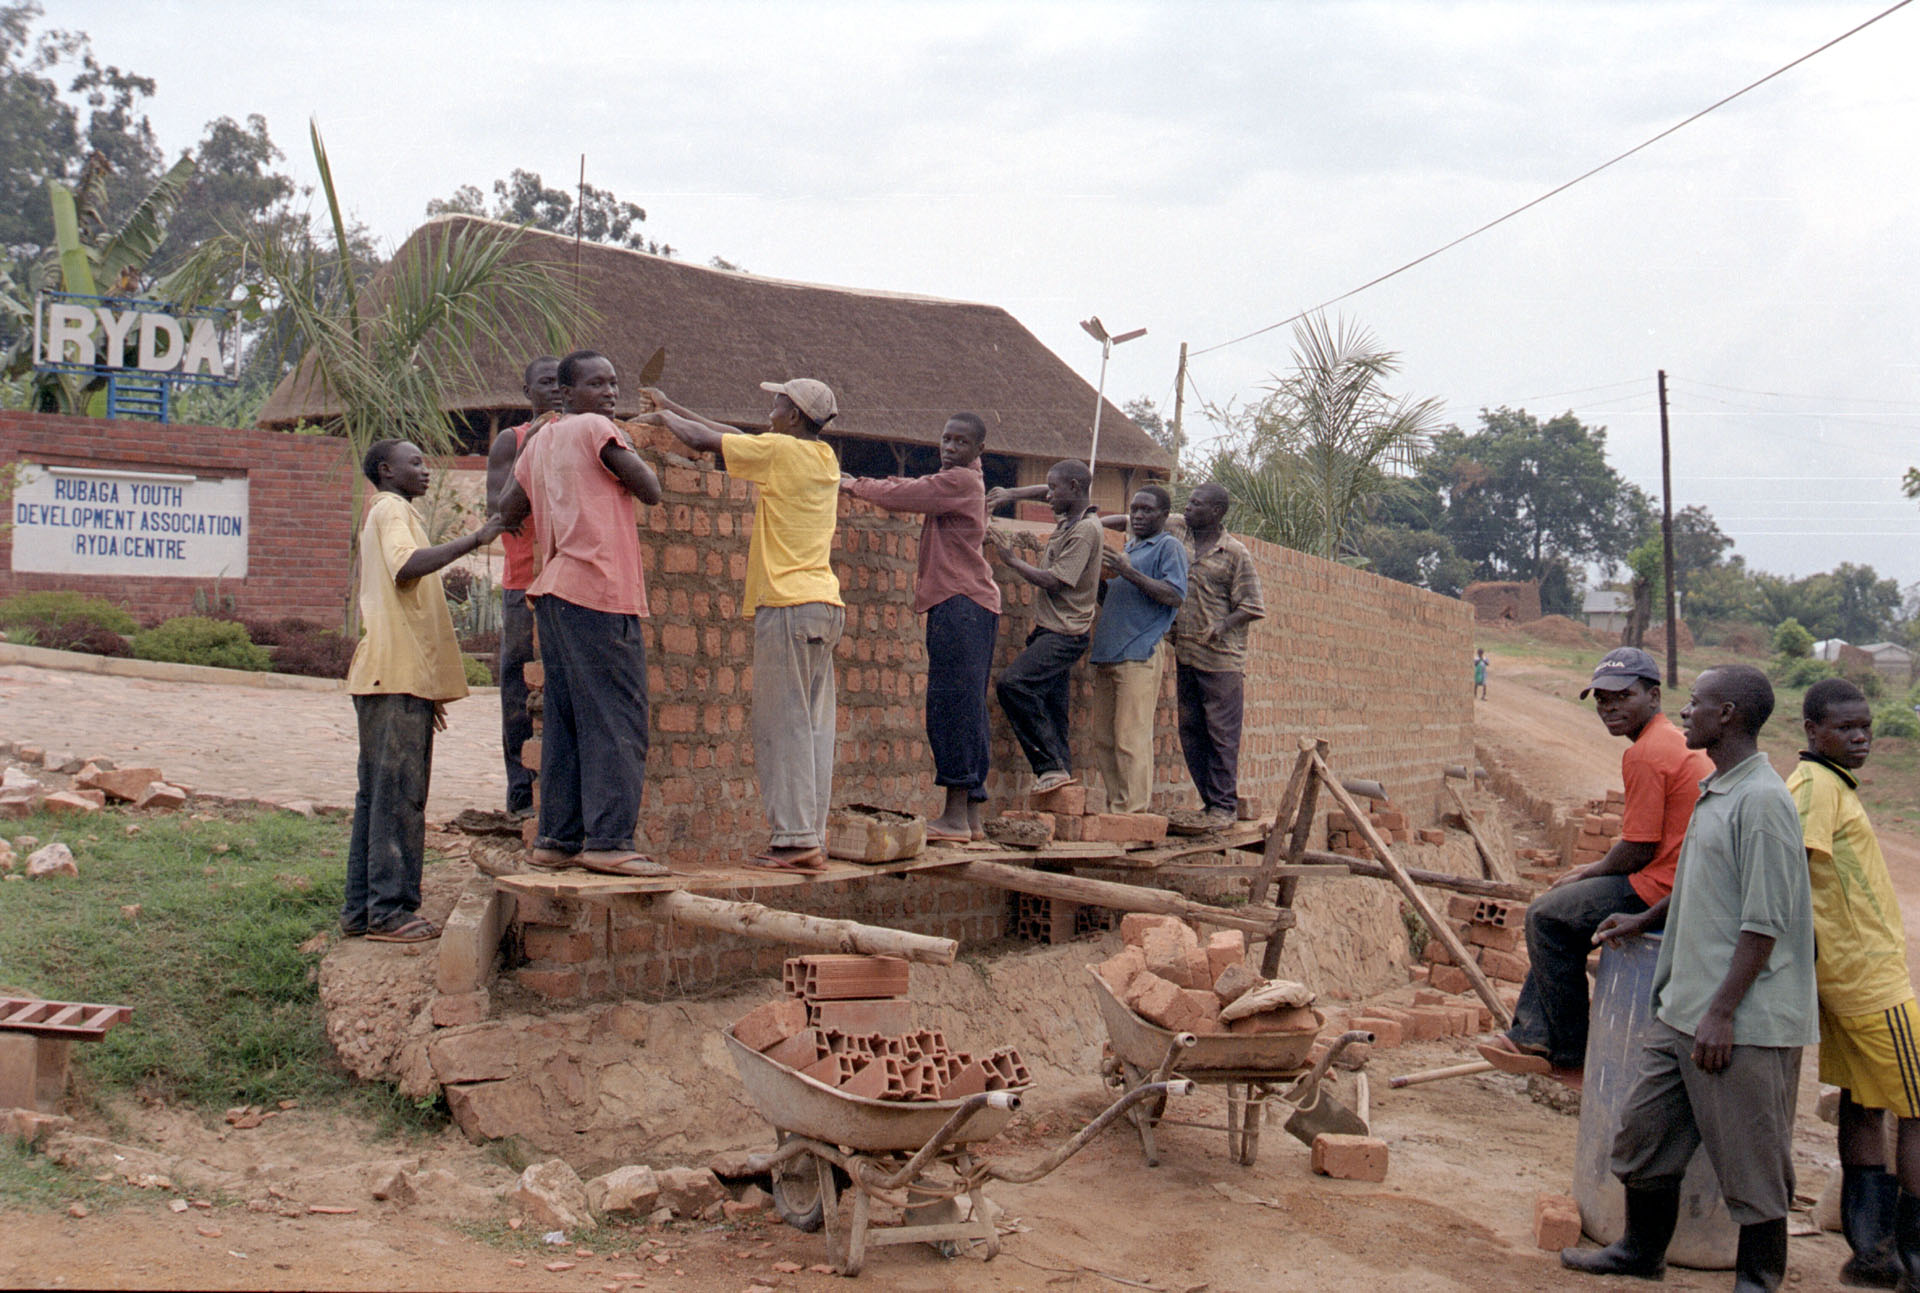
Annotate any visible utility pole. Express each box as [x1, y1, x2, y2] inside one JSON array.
[[1170, 342, 1188, 481], [573, 154, 586, 294], [1658, 369, 1678, 692]]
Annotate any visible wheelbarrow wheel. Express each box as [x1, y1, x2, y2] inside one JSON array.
[[770, 1135, 834, 1233]]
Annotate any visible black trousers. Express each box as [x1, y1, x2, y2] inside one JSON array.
[[1176, 663, 1244, 814], [925, 595, 999, 799], [533, 595, 649, 854], [498, 587, 536, 813], [343, 691, 434, 931], [995, 627, 1089, 777]]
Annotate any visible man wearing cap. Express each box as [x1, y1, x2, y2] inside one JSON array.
[[1479, 646, 1712, 1082], [643, 380, 845, 872]]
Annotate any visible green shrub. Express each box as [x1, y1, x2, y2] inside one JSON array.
[[1876, 703, 1920, 741], [1844, 668, 1885, 701], [1771, 617, 1813, 659], [1772, 656, 1838, 689], [462, 653, 495, 687], [0, 590, 137, 637], [132, 617, 272, 671]]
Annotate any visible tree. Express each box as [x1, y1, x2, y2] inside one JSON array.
[[1668, 504, 1732, 600], [1828, 562, 1903, 643], [1422, 408, 1644, 583], [179, 125, 588, 627], [1199, 314, 1440, 563], [427, 168, 672, 256], [1124, 395, 1183, 465], [151, 113, 297, 272], [1772, 617, 1813, 659]]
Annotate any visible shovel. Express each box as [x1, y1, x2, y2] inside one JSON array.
[[1281, 1029, 1373, 1146]]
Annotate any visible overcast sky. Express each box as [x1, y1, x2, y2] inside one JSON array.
[[60, 0, 1920, 593]]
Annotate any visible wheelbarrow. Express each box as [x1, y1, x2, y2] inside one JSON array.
[[727, 1031, 1191, 1276], [1088, 968, 1373, 1167]]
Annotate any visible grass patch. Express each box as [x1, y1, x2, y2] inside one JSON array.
[[0, 1138, 145, 1213], [0, 806, 350, 1109]]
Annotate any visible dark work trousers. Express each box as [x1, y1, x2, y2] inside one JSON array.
[[995, 627, 1089, 777], [498, 587, 536, 813], [1175, 663, 1245, 815], [532, 595, 649, 854], [1509, 872, 1649, 1069], [925, 595, 999, 800], [343, 691, 435, 933]]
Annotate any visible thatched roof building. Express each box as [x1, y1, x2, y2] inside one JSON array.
[[257, 216, 1170, 506]]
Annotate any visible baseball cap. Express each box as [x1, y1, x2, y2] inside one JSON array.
[[1580, 647, 1662, 699], [759, 378, 837, 426]]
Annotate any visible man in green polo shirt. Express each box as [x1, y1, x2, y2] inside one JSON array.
[[1574, 665, 1816, 1293]]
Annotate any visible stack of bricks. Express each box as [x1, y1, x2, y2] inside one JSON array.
[[1419, 896, 1532, 996], [998, 780, 1170, 847], [1096, 915, 1311, 1037], [1570, 789, 1627, 869], [731, 954, 1030, 1102], [1514, 846, 1564, 884], [1323, 800, 1411, 859], [1009, 891, 1116, 945]]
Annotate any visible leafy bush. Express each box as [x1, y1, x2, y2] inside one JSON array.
[[1772, 656, 1838, 689], [1874, 704, 1920, 740], [241, 616, 332, 647], [270, 631, 357, 679], [1843, 667, 1885, 701], [0, 590, 137, 637], [132, 617, 273, 671], [462, 654, 495, 687], [1771, 618, 1814, 659]]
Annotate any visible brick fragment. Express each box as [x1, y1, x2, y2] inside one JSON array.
[[1311, 1133, 1389, 1182], [1120, 913, 1183, 947], [1096, 946, 1148, 995], [1125, 973, 1199, 1032], [520, 738, 543, 769], [1142, 923, 1204, 988], [43, 791, 101, 816], [431, 990, 490, 1027], [763, 1029, 828, 1070], [1205, 930, 1246, 982], [1533, 1194, 1582, 1249], [733, 998, 809, 1052], [1478, 948, 1530, 984], [1212, 962, 1261, 1005], [134, 782, 187, 811], [1427, 965, 1472, 995]]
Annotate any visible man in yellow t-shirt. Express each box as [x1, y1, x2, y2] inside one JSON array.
[[643, 379, 845, 872], [344, 440, 504, 942], [1787, 677, 1920, 1288]]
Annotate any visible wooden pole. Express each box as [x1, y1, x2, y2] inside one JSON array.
[[650, 890, 957, 965], [1658, 368, 1679, 691], [1388, 1060, 1495, 1089], [1445, 781, 1515, 884], [1295, 851, 1531, 901], [1309, 750, 1511, 1028], [1170, 342, 1188, 480], [1257, 741, 1324, 976], [950, 861, 1290, 938]]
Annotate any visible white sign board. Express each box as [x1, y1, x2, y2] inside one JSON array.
[[10, 465, 249, 578]]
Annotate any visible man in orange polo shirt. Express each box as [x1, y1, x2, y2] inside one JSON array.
[[485, 355, 563, 818], [1481, 647, 1712, 1081]]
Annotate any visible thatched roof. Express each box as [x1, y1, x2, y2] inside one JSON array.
[[257, 216, 1170, 472]]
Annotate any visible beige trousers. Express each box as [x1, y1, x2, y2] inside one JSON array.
[[1090, 643, 1165, 814]]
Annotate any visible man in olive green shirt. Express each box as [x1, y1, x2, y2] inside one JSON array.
[[1574, 665, 1815, 1293]]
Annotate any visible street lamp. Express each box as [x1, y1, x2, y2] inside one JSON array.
[[1079, 316, 1146, 477]]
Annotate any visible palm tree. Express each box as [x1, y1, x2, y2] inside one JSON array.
[[172, 121, 589, 627], [1200, 314, 1440, 563]]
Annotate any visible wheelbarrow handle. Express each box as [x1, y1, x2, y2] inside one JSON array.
[[985, 1080, 1192, 1184], [865, 1090, 1023, 1191], [1152, 1032, 1198, 1086], [1288, 1029, 1375, 1103]]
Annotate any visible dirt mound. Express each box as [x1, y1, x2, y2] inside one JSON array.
[[1522, 614, 1605, 649]]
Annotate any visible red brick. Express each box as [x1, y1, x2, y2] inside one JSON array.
[[1311, 1133, 1389, 1182], [838, 1055, 906, 1100], [1429, 963, 1475, 997], [1417, 828, 1446, 845], [1478, 948, 1530, 983], [522, 661, 544, 689], [1347, 1016, 1403, 1048], [1078, 812, 1169, 844], [516, 969, 582, 1000], [1403, 1006, 1452, 1042], [1028, 783, 1087, 816], [1205, 930, 1246, 982], [1533, 1194, 1582, 1249], [1120, 913, 1184, 947], [1096, 946, 1147, 995], [733, 998, 809, 1052], [522, 928, 597, 964], [1467, 923, 1522, 953], [762, 1028, 827, 1070], [519, 738, 542, 768], [808, 998, 912, 1035]]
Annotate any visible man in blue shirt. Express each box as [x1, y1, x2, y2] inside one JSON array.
[[1087, 485, 1187, 814]]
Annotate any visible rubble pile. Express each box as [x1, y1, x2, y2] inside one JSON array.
[[1095, 913, 1318, 1038]]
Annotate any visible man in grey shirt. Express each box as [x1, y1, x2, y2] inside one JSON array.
[[990, 460, 1102, 794], [1572, 664, 1817, 1292]]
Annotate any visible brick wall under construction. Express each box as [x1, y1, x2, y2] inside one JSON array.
[[511, 427, 1478, 1003]]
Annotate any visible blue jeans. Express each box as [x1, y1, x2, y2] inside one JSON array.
[[1509, 872, 1649, 1070], [533, 595, 649, 854], [925, 595, 998, 800], [343, 692, 434, 932]]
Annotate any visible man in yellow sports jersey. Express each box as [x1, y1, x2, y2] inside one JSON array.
[[1787, 677, 1919, 1288]]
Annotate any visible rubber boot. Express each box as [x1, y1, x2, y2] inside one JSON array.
[[1896, 1189, 1920, 1293], [1840, 1166, 1902, 1287], [1733, 1218, 1787, 1292], [1561, 1184, 1678, 1279]]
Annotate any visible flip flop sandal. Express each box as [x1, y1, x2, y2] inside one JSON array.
[[1476, 1039, 1553, 1075], [926, 828, 973, 844], [337, 922, 366, 937], [579, 851, 669, 877], [1030, 772, 1079, 794], [366, 915, 440, 944], [750, 851, 827, 873]]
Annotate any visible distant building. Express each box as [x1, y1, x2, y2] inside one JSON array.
[[1856, 642, 1916, 686], [1461, 580, 1541, 624], [257, 216, 1171, 513], [1582, 589, 1632, 635]]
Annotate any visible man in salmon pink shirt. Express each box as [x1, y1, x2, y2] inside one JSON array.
[[498, 349, 664, 877]]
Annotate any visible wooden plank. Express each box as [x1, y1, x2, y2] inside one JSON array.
[[1446, 781, 1517, 884], [1151, 863, 1350, 880], [948, 861, 1293, 937], [494, 848, 980, 899], [1260, 741, 1325, 975]]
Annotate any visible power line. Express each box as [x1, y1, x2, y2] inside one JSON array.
[[1511, 377, 1651, 404], [1188, 0, 1913, 360], [1673, 376, 1920, 408]]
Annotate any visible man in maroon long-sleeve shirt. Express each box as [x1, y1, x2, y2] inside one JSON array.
[[841, 413, 1002, 841]]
